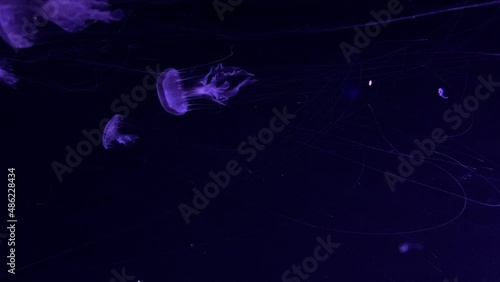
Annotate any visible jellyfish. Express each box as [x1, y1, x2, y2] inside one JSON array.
[[39, 0, 124, 32], [0, 60, 18, 87], [0, 1, 39, 48], [102, 114, 138, 149], [0, 0, 123, 49], [156, 63, 256, 116]]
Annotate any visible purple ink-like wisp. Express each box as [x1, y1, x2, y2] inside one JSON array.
[[40, 0, 124, 32], [0, 0, 123, 49]]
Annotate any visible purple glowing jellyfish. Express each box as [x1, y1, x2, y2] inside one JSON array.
[[40, 0, 124, 32], [102, 114, 138, 149], [156, 64, 256, 116], [0, 0, 123, 49], [0, 1, 38, 48]]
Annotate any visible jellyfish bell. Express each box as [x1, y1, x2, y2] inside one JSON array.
[[156, 68, 188, 116], [102, 114, 139, 150], [156, 63, 256, 116], [0, 1, 39, 48]]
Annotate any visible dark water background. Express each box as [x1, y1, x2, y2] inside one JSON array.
[[2, 0, 500, 281]]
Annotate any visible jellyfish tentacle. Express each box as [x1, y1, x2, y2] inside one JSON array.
[[0, 59, 18, 87], [41, 0, 123, 32]]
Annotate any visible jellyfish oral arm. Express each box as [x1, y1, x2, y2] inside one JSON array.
[[190, 76, 256, 104], [41, 0, 124, 32], [201, 64, 255, 85], [117, 134, 138, 145], [0, 60, 18, 87], [198, 64, 256, 101]]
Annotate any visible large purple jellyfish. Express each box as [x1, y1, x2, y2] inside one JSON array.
[[156, 64, 256, 116], [102, 115, 138, 150], [0, 1, 38, 48], [40, 0, 124, 32], [0, 0, 123, 49]]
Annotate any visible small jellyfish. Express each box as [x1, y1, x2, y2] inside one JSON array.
[[156, 64, 256, 116], [438, 87, 448, 99], [102, 114, 138, 149], [398, 242, 424, 253], [40, 0, 124, 32], [0, 60, 18, 87]]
